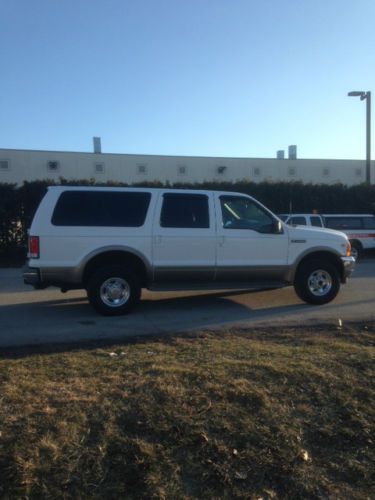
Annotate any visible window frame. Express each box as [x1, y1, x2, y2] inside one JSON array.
[[0, 159, 10, 171], [363, 217, 375, 230], [289, 216, 307, 225], [324, 216, 363, 230], [51, 190, 151, 227], [137, 164, 147, 175], [310, 216, 323, 227], [94, 162, 105, 174], [47, 160, 60, 172], [160, 193, 210, 229], [177, 165, 187, 176], [288, 167, 297, 177], [219, 195, 277, 233]]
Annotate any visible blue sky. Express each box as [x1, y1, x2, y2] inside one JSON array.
[[0, 0, 374, 159]]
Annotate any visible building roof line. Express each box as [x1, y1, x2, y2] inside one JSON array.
[[0, 147, 368, 163]]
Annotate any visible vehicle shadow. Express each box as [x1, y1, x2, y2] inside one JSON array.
[[0, 287, 299, 346], [2, 282, 374, 356]]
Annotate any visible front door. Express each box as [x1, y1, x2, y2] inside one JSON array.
[[215, 194, 289, 282]]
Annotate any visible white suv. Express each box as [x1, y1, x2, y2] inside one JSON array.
[[23, 186, 355, 315]]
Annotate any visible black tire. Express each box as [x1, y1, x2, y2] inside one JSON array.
[[350, 240, 362, 260], [294, 259, 340, 305], [86, 266, 141, 316]]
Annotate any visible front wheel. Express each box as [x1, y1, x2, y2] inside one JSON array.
[[86, 266, 141, 315], [294, 260, 340, 305], [350, 240, 362, 260]]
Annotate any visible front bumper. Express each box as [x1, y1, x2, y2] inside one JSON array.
[[341, 256, 356, 282]]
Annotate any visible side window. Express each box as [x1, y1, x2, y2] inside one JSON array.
[[289, 216, 307, 225], [310, 216, 323, 227], [52, 191, 151, 227], [160, 193, 209, 228], [363, 217, 375, 229], [325, 217, 362, 230], [220, 196, 274, 233]]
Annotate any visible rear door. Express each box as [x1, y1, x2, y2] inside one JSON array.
[[152, 192, 216, 282]]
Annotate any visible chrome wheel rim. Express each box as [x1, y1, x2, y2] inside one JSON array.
[[307, 269, 332, 297], [100, 277, 130, 307]]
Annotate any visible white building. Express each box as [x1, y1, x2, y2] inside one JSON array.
[[0, 147, 373, 186]]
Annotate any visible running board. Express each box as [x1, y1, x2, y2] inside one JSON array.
[[148, 281, 286, 292]]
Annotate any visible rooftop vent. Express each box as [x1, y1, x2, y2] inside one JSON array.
[[93, 137, 102, 154], [288, 145, 297, 160]]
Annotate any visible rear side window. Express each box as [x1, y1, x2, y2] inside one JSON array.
[[363, 217, 375, 229], [52, 191, 151, 227], [325, 217, 363, 230], [311, 216, 323, 227], [289, 216, 306, 225], [160, 193, 209, 228]]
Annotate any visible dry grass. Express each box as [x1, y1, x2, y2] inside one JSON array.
[[0, 322, 374, 499]]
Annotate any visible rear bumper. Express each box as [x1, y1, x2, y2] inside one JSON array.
[[341, 256, 355, 282], [23, 265, 83, 290], [23, 266, 46, 289]]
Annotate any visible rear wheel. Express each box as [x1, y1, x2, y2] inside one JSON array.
[[294, 259, 340, 305], [86, 266, 141, 315]]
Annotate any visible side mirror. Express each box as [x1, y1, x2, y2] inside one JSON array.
[[273, 220, 283, 234]]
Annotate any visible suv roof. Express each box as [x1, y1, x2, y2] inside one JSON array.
[[47, 185, 251, 197]]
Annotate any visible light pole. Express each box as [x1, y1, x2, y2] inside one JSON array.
[[348, 90, 371, 184]]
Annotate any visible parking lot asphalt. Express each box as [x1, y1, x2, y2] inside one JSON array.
[[0, 261, 374, 347]]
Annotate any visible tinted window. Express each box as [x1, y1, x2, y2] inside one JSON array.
[[363, 217, 375, 229], [311, 216, 323, 227], [324, 217, 363, 230], [289, 216, 306, 225], [220, 196, 274, 233], [52, 191, 151, 227], [160, 193, 209, 228]]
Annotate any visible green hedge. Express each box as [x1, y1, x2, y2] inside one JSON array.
[[1, 179, 375, 264]]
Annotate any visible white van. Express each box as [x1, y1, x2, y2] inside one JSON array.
[[279, 213, 375, 259], [323, 214, 375, 259]]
